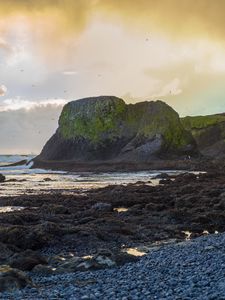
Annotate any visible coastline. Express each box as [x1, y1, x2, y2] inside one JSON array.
[[1, 168, 225, 297], [1, 232, 224, 299], [32, 158, 219, 173]]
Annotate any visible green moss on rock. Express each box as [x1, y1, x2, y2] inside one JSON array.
[[181, 113, 225, 158], [181, 114, 225, 131], [38, 96, 197, 162], [59, 98, 192, 151], [59, 96, 126, 143]]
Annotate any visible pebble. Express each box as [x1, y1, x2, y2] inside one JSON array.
[[1, 233, 225, 299]]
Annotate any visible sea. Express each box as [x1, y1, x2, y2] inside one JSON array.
[[0, 155, 186, 197]]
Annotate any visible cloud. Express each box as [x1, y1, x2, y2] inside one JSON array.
[[1, 1, 225, 39], [62, 71, 78, 76], [0, 38, 12, 53], [0, 85, 7, 96], [0, 98, 67, 112], [151, 78, 183, 98], [0, 99, 65, 154]]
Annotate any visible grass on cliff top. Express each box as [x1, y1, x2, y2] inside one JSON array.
[[181, 114, 225, 130]]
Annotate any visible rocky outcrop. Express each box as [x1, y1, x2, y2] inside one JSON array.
[[0, 174, 5, 183], [181, 114, 225, 158], [34, 96, 197, 168], [0, 265, 33, 292]]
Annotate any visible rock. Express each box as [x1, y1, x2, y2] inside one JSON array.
[[154, 173, 170, 179], [0, 265, 33, 292], [32, 264, 55, 275], [9, 249, 47, 271], [134, 181, 146, 185], [34, 96, 197, 167], [92, 249, 116, 268], [181, 114, 225, 159], [91, 202, 112, 212], [54, 249, 139, 274], [0, 243, 16, 264], [41, 204, 69, 214], [56, 257, 84, 273], [0, 222, 61, 250], [43, 178, 53, 182], [159, 179, 172, 184], [0, 174, 5, 183], [174, 172, 197, 183]]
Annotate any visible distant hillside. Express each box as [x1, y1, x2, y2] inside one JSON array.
[[181, 114, 225, 158]]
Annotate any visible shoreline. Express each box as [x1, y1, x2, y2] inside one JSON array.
[[1, 171, 225, 296], [1, 233, 225, 299], [32, 158, 220, 173]]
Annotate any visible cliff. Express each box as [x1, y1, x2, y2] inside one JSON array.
[[181, 114, 225, 158], [34, 96, 197, 168]]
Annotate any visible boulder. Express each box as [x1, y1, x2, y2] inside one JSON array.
[[0, 174, 5, 183], [32, 264, 55, 275], [0, 265, 33, 292], [9, 249, 47, 271], [91, 202, 112, 212], [0, 243, 17, 264]]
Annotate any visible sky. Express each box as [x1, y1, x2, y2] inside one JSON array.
[[1, 0, 225, 154]]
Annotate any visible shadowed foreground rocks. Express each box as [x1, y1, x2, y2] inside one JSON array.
[[0, 171, 225, 286]]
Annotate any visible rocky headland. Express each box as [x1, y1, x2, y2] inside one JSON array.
[[33, 96, 225, 171], [2, 96, 225, 297], [181, 113, 225, 159], [33, 96, 199, 171]]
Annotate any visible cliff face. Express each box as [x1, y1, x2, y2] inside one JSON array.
[[181, 114, 225, 158], [36, 96, 197, 164]]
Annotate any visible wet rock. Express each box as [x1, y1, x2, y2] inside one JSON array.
[[43, 178, 53, 182], [175, 172, 197, 183], [134, 181, 146, 185], [154, 173, 170, 179], [9, 249, 47, 271], [0, 222, 61, 250], [91, 202, 112, 212], [6, 179, 27, 183], [0, 243, 16, 264], [159, 179, 172, 184], [0, 174, 5, 183], [32, 264, 55, 275], [41, 204, 69, 214], [56, 257, 84, 273], [0, 265, 33, 292]]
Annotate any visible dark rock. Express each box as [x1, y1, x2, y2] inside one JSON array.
[[0, 265, 33, 292], [154, 173, 170, 179], [159, 179, 172, 184], [0, 222, 61, 250], [32, 264, 55, 275], [91, 202, 112, 212], [9, 249, 47, 271], [0, 243, 16, 264], [181, 114, 225, 159], [0, 174, 5, 183], [43, 178, 53, 182], [34, 96, 197, 168], [41, 204, 69, 214]]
